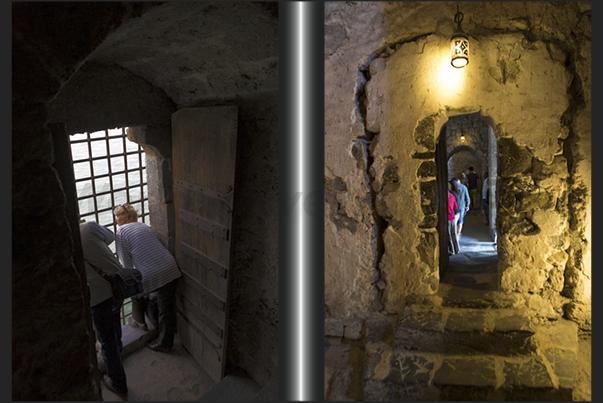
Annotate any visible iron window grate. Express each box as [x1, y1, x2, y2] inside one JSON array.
[[70, 127, 149, 235]]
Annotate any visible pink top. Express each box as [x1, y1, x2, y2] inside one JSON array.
[[448, 191, 458, 221]]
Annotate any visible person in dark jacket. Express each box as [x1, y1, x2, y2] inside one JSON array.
[[466, 166, 480, 209], [80, 220, 128, 400]]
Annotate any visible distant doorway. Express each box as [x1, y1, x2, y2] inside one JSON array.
[[436, 114, 499, 290]]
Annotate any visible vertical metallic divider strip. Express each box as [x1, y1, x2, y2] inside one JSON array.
[[279, 2, 325, 401]]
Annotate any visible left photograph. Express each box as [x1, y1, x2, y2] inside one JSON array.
[[13, 2, 279, 401]]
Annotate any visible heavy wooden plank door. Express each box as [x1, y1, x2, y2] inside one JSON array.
[[172, 106, 238, 383]]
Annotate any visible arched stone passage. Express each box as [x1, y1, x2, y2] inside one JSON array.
[[326, 2, 590, 331]]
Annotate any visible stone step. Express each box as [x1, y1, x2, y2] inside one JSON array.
[[363, 316, 578, 401], [435, 283, 525, 309], [364, 350, 574, 400], [394, 305, 537, 356]]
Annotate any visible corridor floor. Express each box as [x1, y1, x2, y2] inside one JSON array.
[[441, 210, 498, 291]]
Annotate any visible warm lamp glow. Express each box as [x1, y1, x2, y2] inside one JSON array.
[[432, 53, 467, 98]]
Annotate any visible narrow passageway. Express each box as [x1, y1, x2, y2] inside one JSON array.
[[441, 210, 498, 291]]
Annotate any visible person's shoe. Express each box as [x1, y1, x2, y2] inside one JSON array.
[[146, 341, 172, 353], [102, 374, 128, 400], [128, 317, 148, 331]]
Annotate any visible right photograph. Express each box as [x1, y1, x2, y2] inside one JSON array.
[[324, 2, 591, 401]]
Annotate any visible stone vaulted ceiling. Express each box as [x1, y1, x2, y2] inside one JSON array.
[[87, 2, 278, 108]]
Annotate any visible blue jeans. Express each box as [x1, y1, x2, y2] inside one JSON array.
[[90, 298, 128, 395]]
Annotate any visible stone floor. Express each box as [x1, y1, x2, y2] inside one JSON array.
[[98, 322, 278, 401], [442, 211, 498, 291], [100, 327, 216, 401]]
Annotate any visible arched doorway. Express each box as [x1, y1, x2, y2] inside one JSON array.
[[436, 113, 499, 290]]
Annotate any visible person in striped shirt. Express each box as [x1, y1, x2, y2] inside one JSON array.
[[114, 204, 182, 353]]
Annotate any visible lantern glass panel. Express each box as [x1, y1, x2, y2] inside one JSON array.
[[451, 37, 469, 68]]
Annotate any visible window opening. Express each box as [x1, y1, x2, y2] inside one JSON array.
[[70, 127, 148, 325]]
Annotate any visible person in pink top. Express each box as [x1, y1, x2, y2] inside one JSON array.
[[448, 181, 460, 255]]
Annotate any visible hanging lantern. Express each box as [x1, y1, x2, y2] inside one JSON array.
[[450, 6, 469, 68]]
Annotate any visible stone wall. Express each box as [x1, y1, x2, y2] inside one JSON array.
[[324, 2, 591, 330], [12, 3, 152, 399]]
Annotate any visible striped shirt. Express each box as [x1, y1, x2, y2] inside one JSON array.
[[115, 221, 181, 293]]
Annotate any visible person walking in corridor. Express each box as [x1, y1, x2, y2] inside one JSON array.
[[114, 204, 182, 353], [448, 181, 460, 255], [80, 220, 129, 400], [466, 166, 480, 209], [451, 177, 470, 241]]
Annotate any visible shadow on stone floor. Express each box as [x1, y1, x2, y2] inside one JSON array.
[[441, 212, 498, 291], [100, 326, 216, 401]]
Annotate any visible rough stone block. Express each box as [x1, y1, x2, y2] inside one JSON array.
[[516, 191, 555, 212], [414, 115, 436, 151], [365, 314, 395, 345], [396, 307, 444, 335], [366, 345, 394, 381], [417, 231, 437, 267], [493, 313, 534, 333], [325, 339, 354, 401], [325, 318, 345, 338], [541, 155, 570, 178], [351, 141, 368, 170], [391, 352, 434, 383], [498, 137, 533, 177], [503, 357, 554, 388], [543, 348, 576, 389], [540, 320, 578, 353], [351, 122, 366, 138], [369, 57, 387, 77], [344, 319, 364, 340], [411, 151, 435, 160], [418, 214, 438, 229], [434, 357, 497, 386], [417, 160, 436, 179], [419, 180, 436, 215], [444, 310, 488, 332]]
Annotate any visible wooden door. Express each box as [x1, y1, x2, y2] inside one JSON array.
[[436, 127, 449, 277], [172, 106, 238, 383]]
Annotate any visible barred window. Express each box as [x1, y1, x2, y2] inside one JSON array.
[[70, 127, 149, 238]]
